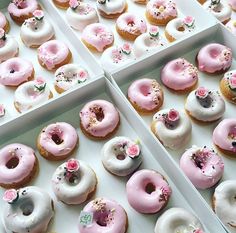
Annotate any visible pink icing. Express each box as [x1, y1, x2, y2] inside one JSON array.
[[213, 118, 236, 154], [180, 146, 224, 189], [161, 58, 198, 91], [126, 169, 172, 213], [226, 20, 236, 36], [0, 143, 36, 185], [0, 12, 7, 29], [82, 23, 114, 52], [78, 198, 127, 233], [197, 43, 232, 73], [0, 57, 33, 86], [229, 0, 236, 10], [128, 78, 163, 111], [39, 122, 78, 157], [80, 100, 119, 137]]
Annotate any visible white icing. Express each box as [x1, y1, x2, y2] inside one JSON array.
[[0, 36, 18, 63], [96, 0, 126, 15]]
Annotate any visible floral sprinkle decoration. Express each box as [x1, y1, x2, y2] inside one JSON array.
[[79, 211, 93, 226], [183, 16, 195, 28], [121, 43, 131, 55], [69, 0, 80, 10], [219, 48, 232, 62], [191, 148, 210, 169], [149, 26, 159, 38], [166, 109, 179, 127], [159, 186, 171, 202], [111, 48, 122, 64], [0, 104, 5, 117], [228, 74, 236, 91], [126, 143, 140, 159], [33, 10, 44, 21], [0, 28, 6, 41], [98, 0, 106, 4], [12, 0, 25, 8], [195, 87, 213, 108], [77, 70, 88, 84], [66, 158, 80, 172], [34, 77, 46, 92], [3, 189, 19, 204]]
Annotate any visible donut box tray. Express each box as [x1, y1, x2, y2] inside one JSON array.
[[110, 23, 236, 232], [0, 77, 226, 233]]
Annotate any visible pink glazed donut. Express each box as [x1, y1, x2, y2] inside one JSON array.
[[197, 43, 233, 74], [161, 58, 198, 92], [0, 143, 37, 189], [180, 145, 224, 189], [0, 11, 9, 32], [80, 100, 120, 140], [0, 57, 34, 86], [126, 169, 172, 213], [213, 118, 236, 157]]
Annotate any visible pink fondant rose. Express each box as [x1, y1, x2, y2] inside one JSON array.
[[69, 0, 79, 9], [66, 159, 80, 172], [183, 16, 195, 27], [34, 77, 46, 92], [77, 70, 88, 83], [121, 43, 131, 55], [229, 75, 236, 90], [0, 28, 5, 40], [33, 10, 44, 21], [196, 87, 209, 99], [126, 143, 140, 158], [3, 189, 18, 204], [167, 109, 179, 122], [0, 104, 5, 117], [149, 26, 159, 37]]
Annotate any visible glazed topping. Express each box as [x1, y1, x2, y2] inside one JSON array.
[[195, 87, 213, 108], [3, 189, 19, 204], [111, 43, 132, 63], [0, 104, 5, 117], [156, 109, 180, 129]]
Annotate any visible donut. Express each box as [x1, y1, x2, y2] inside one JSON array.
[[78, 197, 128, 233], [185, 87, 225, 122], [0, 143, 37, 189], [37, 122, 78, 161], [0, 29, 19, 63], [0, 11, 10, 33], [100, 43, 135, 72], [203, 0, 232, 24], [197, 43, 232, 74], [20, 10, 55, 48], [82, 23, 114, 52], [53, 0, 69, 9], [213, 118, 236, 156], [154, 207, 205, 233], [213, 180, 236, 228], [38, 40, 72, 71], [66, 2, 99, 31], [52, 159, 97, 205], [101, 136, 142, 176], [151, 109, 192, 149], [0, 104, 5, 117], [165, 16, 196, 42], [180, 145, 224, 189], [128, 78, 164, 114], [161, 58, 198, 93], [14, 77, 53, 113], [8, 0, 41, 25], [229, 0, 236, 10], [220, 70, 236, 104], [0, 57, 34, 86], [226, 20, 236, 36], [146, 0, 178, 26], [116, 13, 147, 41], [3, 187, 54, 233], [126, 169, 172, 213], [133, 26, 166, 58], [54, 63, 89, 93], [80, 100, 120, 140]]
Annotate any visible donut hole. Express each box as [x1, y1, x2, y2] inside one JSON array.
[[116, 153, 126, 160], [51, 134, 64, 145], [140, 85, 151, 96], [96, 213, 109, 227], [20, 201, 34, 216], [67, 173, 79, 185], [48, 44, 58, 55], [93, 107, 104, 122], [6, 156, 19, 169], [209, 49, 220, 58], [177, 26, 185, 32], [9, 64, 20, 74], [145, 182, 156, 194], [127, 20, 135, 27]]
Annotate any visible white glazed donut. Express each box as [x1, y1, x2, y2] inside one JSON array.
[[101, 136, 142, 176], [213, 180, 236, 228], [21, 10, 54, 48], [66, 2, 99, 31], [151, 109, 192, 150], [3, 186, 54, 233], [14, 77, 52, 113], [185, 87, 225, 122], [52, 159, 97, 205], [154, 207, 205, 233]]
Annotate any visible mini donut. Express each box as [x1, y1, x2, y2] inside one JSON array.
[[0, 11, 10, 33], [185, 87, 225, 122], [0, 104, 5, 117], [0, 57, 34, 86], [21, 10, 55, 48], [78, 197, 128, 233], [82, 23, 114, 52], [133, 26, 166, 58], [226, 20, 236, 36], [146, 0, 178, 26], [100, 43, 135, 72], [165, 16, 196, 42], [66, 2, 99, 31], [229, 0, 236, 10], [97, 0, 127, 19], [180, 145, 224, 189], [37, 122, 78, 161], [213, 118, 236, 157], [80, 100, 120, 140], [151, 108, 192, 150], [126, 169, 172, 213], [203, 0, 232, 24], [101, 136, 142, 176], [38, 40, 72, 71], [128, 78, 164, 114], [116, 13, 147, 41], [0, 143, 38, 189], [14, 77, 53, 113], [54, 63, 89, 93], [3, 187, 54, 233], [220, 70, 236, 104], [52, 159, 97, 205], [0, 29, 19, 63], [8, 0, 41, 25], [197, 43, 233, 74], [161, 58, 198, 93], [154, 207, 205, 233], [53, 0, 69, 9], [213, 180, 236, 228]]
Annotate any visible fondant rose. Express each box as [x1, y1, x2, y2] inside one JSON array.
[[126, 143, 140, 158], [34, 77, 46, 92], [3, 189, 18, 204], [0, 28, 5, 40], [69, 0, 79, 9], [229, 75, 236, 90], [167, 109, 179, 122], [0, 104, 5, 117], [98, 0, 106, 4], [183, 16, 195, 27], [33, 10, 44, 21], [121, 43, 131, 55], [196, 87, 209, 99], [66, 159, 80, 172], [78, 70, 87, 79], [149, 26, 159, 37]]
